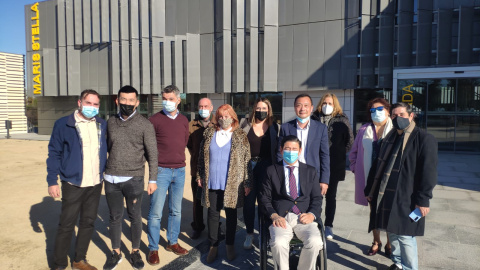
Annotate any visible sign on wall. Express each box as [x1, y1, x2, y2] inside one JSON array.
[[31, 2, 41, 95]]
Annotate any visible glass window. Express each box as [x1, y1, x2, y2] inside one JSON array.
[[397, 78, 480, 152], [397, 79, 427, 129], [353, 89, 390, 133]]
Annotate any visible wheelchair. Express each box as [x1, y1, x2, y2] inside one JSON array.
[[259, 214, 327, 270]]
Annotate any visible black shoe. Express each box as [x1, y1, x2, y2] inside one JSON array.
[[129, 250, 145, 270], [387, 264, 401, 270], [191, 230, 202, 239], [104, 250, 122, 270]]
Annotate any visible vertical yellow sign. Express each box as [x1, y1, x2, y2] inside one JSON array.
[[31, 2, 41, 95]]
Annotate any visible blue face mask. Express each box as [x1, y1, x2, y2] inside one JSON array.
[[163, 100, 177, 112], [283, 150, 299, 164], [296, 116, 310, 124], [199, 109, 210, 119], [81, 106, 99, 119], [371, 110, 386, 123]]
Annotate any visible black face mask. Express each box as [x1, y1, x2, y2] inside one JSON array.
[[255, 111, 268, 121], [119, 103, 136, 117], [392, 116, 411, 130]]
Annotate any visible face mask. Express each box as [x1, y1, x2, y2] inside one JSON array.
[[81, 106, 99, 119], [119, 103, 136, 117], [218, 118, 233, 129], [162, 100, 177, 112], [322, 104, 334, 115], [255, 111, 268, 121], [199, 109, 210, 119], [392, 116, 411, 130], [296, 116, 310, 124], [283, 150, 299, 164], [371, 110, 386, 123]]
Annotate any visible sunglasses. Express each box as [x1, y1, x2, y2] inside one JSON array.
[[370, 106, 384, 113]]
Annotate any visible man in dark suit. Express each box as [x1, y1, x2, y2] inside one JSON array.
[[365, 103, 437, 270], [278, 94, 330, 196], [260, 135, 323, 270]]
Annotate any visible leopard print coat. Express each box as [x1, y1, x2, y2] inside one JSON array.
[[196, 126, 252, 209]]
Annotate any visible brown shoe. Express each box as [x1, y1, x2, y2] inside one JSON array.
[[72, 260, 97, 270], [226, 245, 236, 261], [166, 243, 189, 256], [147, 250, 160, 266], [206, 246, 218, 264]]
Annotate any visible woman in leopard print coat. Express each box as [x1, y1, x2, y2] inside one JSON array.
[[196, 104, 252, 263]]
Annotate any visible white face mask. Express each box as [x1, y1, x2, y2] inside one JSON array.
[[162, 100, 177, 112], [322, 104, 334, 115], [199, 109, 210, 119]]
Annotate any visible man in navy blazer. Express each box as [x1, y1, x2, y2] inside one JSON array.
[[278, 93, 330, 195], [260, 135, 323, 270]]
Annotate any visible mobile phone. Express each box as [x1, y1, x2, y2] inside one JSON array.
[[409, 208, 422, 222]]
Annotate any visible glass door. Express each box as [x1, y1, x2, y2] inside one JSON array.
[[455, 79, 480, 152], [427, 79, 456, 151]]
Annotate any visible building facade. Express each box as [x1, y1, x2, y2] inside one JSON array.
[[0, 52, 28, 136], [25, 0, 480, 152]]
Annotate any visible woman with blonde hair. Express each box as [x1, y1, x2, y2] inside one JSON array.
[[196, 104, 252, 263], [349, 97, 393, 256], [239, 97, 280, 249], [312, 93, 353, 240]]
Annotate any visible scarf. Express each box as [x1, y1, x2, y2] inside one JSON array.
[[362, 118, 393, 186]]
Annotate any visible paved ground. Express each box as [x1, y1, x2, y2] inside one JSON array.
[[1, 134, 479, 269]]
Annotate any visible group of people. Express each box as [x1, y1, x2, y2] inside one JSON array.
[[46, 85, 437, 270]]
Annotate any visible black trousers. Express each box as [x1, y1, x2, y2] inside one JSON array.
[[104, 176, 144, 250], [207, 189, 237, 247], [243, 159, 270, 234], [324, 179, 340, 227], [54, 182, 102, 268], [190, 176, 205, 232]]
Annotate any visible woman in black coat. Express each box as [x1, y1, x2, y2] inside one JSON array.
[[312, 93, 354, 240], [239, 97, 280, 250]]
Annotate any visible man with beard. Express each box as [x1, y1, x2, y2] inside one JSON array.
[[365, 102, 438, 270]]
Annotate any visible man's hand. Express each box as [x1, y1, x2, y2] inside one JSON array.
[[245, 187, 251, 196], [416, 205, 430, 217], [299, 213, 315, 224], [366, 196, 372, 202], [197, 178, 202, 188], [320, 183, 328, 195], [271, 213, 287, 229], [147, 183, 157, 195], [48, 185, 61, 198]]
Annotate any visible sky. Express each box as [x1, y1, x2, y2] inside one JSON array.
[[0, 0, 40, 55]]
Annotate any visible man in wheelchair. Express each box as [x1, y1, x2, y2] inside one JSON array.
[[259, 135, 324, 270]]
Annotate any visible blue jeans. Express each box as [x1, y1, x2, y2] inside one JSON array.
[[147, 167, 185, 250], [388, 232, 418, 270]]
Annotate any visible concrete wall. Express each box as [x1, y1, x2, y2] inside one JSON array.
[[37, 96, 77, 135]]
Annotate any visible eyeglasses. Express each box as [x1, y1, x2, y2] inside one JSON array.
[[370, 106, 384, 113]]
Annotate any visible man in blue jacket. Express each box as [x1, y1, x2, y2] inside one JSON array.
[[278, 94, 330, 195], [46, 89, 107, 270]]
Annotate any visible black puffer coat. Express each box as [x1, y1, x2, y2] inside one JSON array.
[[312, 111, 353, 181]]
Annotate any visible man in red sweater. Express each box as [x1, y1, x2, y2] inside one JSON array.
[[147, 85, 190, 265]]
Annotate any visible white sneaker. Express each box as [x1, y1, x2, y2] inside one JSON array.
[[243, 234, 254, 249], [325, 226, 334, 240]]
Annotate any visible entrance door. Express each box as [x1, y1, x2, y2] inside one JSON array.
[[398, 78, 480, 152]]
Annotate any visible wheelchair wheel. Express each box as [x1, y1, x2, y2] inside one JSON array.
[[317, 220, 328, 270], [260, 214, 269, 270]]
